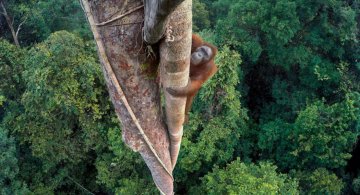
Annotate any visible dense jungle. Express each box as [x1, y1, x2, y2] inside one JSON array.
[[0, 0, 359, 194]]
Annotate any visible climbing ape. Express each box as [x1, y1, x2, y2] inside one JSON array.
[[167, 34, 218, 122]]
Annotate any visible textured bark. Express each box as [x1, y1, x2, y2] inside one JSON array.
[[143, 0, 185, 44], [81, 0, 173, 194], [81, 0, 192, 194], [160, 0, 192, 167]]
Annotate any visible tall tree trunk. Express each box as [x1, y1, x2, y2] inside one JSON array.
[[160, 1, 192, 167], [0, 1, 20, 47], [81, 0, 191, 194]]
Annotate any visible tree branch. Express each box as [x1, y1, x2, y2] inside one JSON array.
[[0, 1, 20, 47], [15, 15, 27, 38], [67, 176, 95, 195]]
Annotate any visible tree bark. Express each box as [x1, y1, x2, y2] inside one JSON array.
[[143, 0, 186, 44], [0, 1, 20, 47], [160, 1, 192, 167], [81, 0, 191, 194]]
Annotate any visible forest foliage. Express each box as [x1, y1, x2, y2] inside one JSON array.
[[0, 0, 359, 194]]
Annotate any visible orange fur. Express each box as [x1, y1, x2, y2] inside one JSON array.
[[167, 34, 218, 123]]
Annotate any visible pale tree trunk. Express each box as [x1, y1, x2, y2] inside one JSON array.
[[80, 0, 191, 194], [0, 1, 27, 47], [0, 1, 20, 47], [160, 1, 192, 167]]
